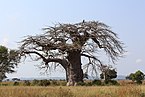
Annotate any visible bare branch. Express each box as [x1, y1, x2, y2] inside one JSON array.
[[81, 53, 102, 64], [19, 20, 125, 82]]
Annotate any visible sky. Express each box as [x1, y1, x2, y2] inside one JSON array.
[[0, 0, 145, 78]]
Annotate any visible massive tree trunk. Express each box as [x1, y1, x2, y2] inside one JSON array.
[[66, 50, 83, 86]]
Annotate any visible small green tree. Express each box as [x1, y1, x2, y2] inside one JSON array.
[[0, 45, 20, 81], [126, 73, 135, 81], [126, 70, 145, 84], [100, 65, 117, 83]]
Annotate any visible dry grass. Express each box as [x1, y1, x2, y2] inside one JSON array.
[[0, 85, 145, 97]]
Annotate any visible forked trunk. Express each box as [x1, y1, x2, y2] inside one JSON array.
[[66, 50, 83, 86]]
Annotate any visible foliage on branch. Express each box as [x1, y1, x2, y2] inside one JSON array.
[[0, 45, 20, 81], [126, 70, 144, 84], [100, 65, 117, 83]]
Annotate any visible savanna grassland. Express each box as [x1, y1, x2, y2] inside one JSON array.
[[0, 83, 145, 97]]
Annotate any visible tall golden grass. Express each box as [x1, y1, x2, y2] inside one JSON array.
[[0, 85, 145, 97]]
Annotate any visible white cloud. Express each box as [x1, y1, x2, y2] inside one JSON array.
[[135, 59, 142, 64]]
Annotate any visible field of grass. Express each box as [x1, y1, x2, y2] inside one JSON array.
[[0, 85, 145, 97]]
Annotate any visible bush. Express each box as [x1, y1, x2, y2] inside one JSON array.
[[0, 83, 8, 86], [59, 81, 67, 86], [77, 81, 85, 86], [23, 80, 31, 86], [13, 81, 19, 86], [32, 79, 39, 86], [51, 80, 58, 86], [92, 80, 102, 86], [38, 79, 51, 86], [85, 82, 92, 86], [136, 80, 142, 84], [104, 80, 119, 85]]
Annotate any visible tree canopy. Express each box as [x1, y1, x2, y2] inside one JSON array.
[[19, 20, 125, 86], [126, 70, 145, 84], [0, 45, 20, 81], [100, 65, 117, 83]]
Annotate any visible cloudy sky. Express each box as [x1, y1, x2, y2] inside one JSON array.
[[0, 0, 145, 78]]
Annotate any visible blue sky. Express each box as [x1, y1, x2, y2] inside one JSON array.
[[0, 0, 145, 78]]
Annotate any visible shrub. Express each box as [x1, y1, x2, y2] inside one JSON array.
[[77, 81, 85, 86], [85, 82, 92, 86], [0, 83, 8, 86], [32, 79, 39, 86], [108, 80, 119, 85], [136, 80, 142, 84], [13, 81, 19, 86], [38, 80, 50, 86], [92, 80, 102, 86], [59, 81, 67, 86], [51, 80, 58, 86], [23, 80, 31, 86], [103, 80, 119, 85]]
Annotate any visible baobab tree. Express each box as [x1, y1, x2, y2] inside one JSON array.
[[19, 20, 124, 86]]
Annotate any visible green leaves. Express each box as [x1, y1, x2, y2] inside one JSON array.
[[100, 68, 117, 80], [126, 70, 145, 84], [0, 45, 20, 81]]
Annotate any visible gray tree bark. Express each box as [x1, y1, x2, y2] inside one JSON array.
[[66, 50, 83, 86]]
